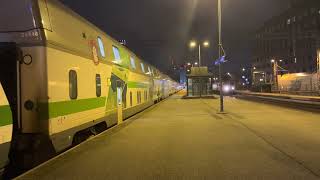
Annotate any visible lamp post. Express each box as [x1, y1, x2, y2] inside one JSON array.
[[190, 40, 209, 67], [271, 59, 278, 91], [218, 0, 224, 112]]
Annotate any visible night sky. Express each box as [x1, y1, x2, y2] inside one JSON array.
[[59, 0, 291, 75]]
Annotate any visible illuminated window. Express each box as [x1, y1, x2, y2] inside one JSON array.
[[96, 74, 101, 97], [97, 37, 105, 57], [140, 63, 145, 73], [148, 66, 152, 75], [130, 56, 136, 69], [69, 70, 78, 100], [112, 46, 121, 62]]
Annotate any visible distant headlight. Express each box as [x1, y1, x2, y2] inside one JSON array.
[[223, 85, 230, 92]]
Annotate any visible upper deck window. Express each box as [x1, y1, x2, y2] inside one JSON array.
[[140, 63, 145, 73], [97, 37, 105, 58], [130, 57, 136, 69], [148, 66, 152, 75], [112, 46, 121, 62]]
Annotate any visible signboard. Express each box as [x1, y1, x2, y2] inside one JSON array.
[[214, 56, 226, 65]]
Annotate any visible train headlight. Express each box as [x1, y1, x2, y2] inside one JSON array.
[[223, 85, 230, 92]]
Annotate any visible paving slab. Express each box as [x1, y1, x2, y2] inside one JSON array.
[[17, 93, 320, 180]]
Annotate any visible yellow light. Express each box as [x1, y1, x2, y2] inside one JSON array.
[[190, 41, 197, 48], [203, 41, 209, 47], [296, 73, 308, 77]]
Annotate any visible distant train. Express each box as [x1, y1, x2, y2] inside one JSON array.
[[277, 73, 319, 95], [0, 0, 180, 177]]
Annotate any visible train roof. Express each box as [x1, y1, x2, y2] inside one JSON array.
[[39, 0, 173, 81]]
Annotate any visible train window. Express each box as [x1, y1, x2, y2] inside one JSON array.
[[130, 57, 136, 69], [112, 46, 121, 62], [96, 74, 101, 97], [141, 63, 145, 73], [69, 70, 78, 100], [148, 66, 152, 75], [130, 92, 133, 106], [97, 37, 105, 58]]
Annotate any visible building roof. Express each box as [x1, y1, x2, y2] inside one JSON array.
[[187, 67, 213, 77]]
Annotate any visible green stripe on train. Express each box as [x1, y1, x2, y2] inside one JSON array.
[[0, 105, 12, 127], [127, 81, 149, 88], [48, 97, 106, 119]]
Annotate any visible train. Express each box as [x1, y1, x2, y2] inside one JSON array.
[[0, 0, 180, 178]]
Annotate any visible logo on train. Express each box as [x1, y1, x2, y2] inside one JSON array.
[[89, 40, 99, 65]]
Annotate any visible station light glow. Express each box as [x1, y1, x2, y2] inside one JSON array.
[[203, 41, 209, 47], [190, 41, 197, 48]]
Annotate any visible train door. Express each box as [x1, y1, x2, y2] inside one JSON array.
[[116, 80, 123, 124], [0, 43, 21, 169]]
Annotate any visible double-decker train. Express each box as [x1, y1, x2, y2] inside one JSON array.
[[0, 0, 180, 177]]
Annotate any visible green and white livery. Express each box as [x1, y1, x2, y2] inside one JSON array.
[[0, 83, 12, 170], [0, 0, 180, 177]]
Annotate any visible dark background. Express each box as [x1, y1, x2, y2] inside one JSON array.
[[59, 0, 291, 76]]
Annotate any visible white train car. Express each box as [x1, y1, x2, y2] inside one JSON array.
[[0, 0, 179, 178]]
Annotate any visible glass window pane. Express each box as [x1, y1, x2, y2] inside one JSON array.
[[112, 46, 121, 61], [69, 70, 78, 99], [130, 57, 136, 69], [141, 63, 145, 73], [148, 66, 151, 75], [97, 37, 105, 57], [96, 74, 101, 97]]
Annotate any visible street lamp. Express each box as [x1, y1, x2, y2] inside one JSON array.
[[190, 41, 197, 48], [189, 40, 210, 67]]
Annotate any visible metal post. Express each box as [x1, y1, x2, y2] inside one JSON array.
[[218, 0, 224, 112], [199, 44, 201, 67], [273, 61, 278, 92], [317, 50, 320, 94]]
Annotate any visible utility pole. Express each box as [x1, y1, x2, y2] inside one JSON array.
[[317, 50, 320, 94], [199, 44, 201, 67], [272, 61, 278, 92], [218, 0, 224, 112]]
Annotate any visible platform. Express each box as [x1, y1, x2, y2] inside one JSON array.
[[236, 90, 320, 102], [17, 92, 320, 180]]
